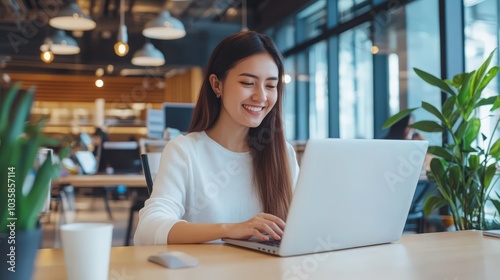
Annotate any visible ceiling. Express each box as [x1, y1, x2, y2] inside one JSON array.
[[0, 0, 291, 78]]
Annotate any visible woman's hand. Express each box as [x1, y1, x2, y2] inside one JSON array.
[[223, 213, 285, 241]]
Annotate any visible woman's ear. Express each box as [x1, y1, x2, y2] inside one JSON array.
[[209, 74, 222, 96]]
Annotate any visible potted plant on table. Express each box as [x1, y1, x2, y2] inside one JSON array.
[[383, 49, 500, 231], [0, 82, 68, 280]]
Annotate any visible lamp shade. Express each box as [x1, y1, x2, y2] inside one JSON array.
[[143, 11, 186, 40], [131, 42, 165, 66], [40, 30, 80, 55], [49, 3, 96, 31]]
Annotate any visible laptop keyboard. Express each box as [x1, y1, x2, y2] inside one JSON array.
[[259, 239, 281, 247]]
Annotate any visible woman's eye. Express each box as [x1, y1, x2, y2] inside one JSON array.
[[266, 85, 277, 89], [240, 82, 253, 86]]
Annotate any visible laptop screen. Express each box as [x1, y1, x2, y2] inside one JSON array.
[[74, 151, 98, 175]]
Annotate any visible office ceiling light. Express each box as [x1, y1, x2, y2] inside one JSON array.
[[114, 0, 129, 57], [40, 30, 80, 55], [143, 11, 186, 40], [40, 50, 54, 63], [131, 42, 165, 66], [95, 68, 104, 77], [95, 79, 104, 87], [49, 2, 96, 31]]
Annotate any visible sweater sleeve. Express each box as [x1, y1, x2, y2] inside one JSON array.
[[133, 138, 190, 245]]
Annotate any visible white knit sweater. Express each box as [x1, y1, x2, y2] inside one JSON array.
[[133, 131, 299, 245]]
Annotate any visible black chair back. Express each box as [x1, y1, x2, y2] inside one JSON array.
[[140, 154, 154, 195]]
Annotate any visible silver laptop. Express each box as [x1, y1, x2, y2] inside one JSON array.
[[483, 230, 500, 238], [224, 138, 428, 257]]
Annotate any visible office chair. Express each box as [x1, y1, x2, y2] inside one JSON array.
[[139, 138, 167, 155], [124, 153, 160, 245], [140, 154, 154, 195]]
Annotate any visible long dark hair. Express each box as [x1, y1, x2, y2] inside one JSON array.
[[189, 31, 293, 220], [384, 115, 411, 139]]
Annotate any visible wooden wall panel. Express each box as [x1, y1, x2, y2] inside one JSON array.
[[9, 74, 165, 103], [164, 67, 203, 103], [8, 67, 203, 104]]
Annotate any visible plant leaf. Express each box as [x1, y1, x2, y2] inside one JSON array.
[[430, 158, 447, 191], [472, 49, 496, 94], [449, 109, 462, 128], [6, 88, 34, 143], [448, 165, 462, 190], [489, 138, 500, 158], [468, 154, 479, 170], [475, 96, 497, 108], [428, 146, 453, 161], [457, 70, 475, 108], [414, 68, 456, 96], [423, 195, 448, 217], [455, 120, 468, 141], [491, 95, 500, 111], [483, 163, 496, 190], [478, 66, 499, 97], [19, 156, 55, 230], [410, 120, 445, 133], [0, 82, 22, 139], [442, 96, 456, 118], [452, 73, 467, 89], [422, 101, 446, 124], [464, 118, 480, 148], [382, 108, 417, 129]]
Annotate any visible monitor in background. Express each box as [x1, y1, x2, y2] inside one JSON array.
[[75, 150, 98, 175], [98, 141, 142, 174], [162, 102, 195, 134], [146, 109, 164, 139]]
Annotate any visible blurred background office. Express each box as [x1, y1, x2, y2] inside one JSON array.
[[1, 0, 496, 146], [0, 0, 498, 245]]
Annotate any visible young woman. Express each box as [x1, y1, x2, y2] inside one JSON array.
[[134, 31, 299, 245]]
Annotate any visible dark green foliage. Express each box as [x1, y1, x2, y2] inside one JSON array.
[[383, 49, 500, 230], [0, 82, 68, 232]]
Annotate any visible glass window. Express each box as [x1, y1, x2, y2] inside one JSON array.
[[406, 0, 441, 146], [338, 22, 373, 139], [283, 56, 296, 140], [372, 0, 441, 145], [464, 0, 499, 145], [338, 0, 371, 23], [464, 0, 500, 225], [297, 0, 327, 43], [308, 41, 329, 139]]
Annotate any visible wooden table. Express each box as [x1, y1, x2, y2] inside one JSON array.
[[34, 231, 500, 279], [52, 174, 147, 220], [53, 174, 147, 188]]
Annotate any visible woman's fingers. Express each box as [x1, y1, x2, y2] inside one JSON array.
[[257, 213, 286, 230], [250, 213, 285, 240], [225, 213, 286, 241]]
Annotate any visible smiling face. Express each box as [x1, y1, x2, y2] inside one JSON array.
[[210, 53, 279, 129]]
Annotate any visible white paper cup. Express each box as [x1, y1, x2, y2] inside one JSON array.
[[61, 223, 113, 280]]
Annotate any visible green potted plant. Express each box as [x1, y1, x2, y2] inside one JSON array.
[[383, 49, 500, 231], [0, 82, 68, 280]]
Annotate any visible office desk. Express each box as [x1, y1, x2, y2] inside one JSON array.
[[34, 230, 500, 279], [53, 174, 146, 188]]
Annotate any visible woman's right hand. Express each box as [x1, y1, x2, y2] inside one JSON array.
[[223, 213, 285, 241]]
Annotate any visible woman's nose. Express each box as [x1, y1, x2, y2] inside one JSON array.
[[252, 84, 267, 102]]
